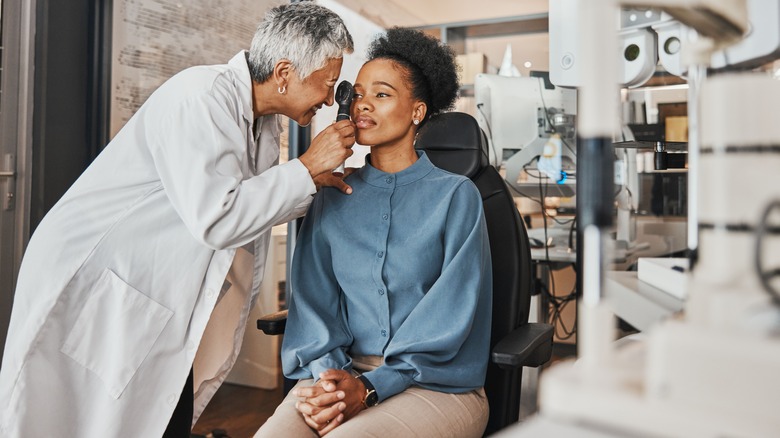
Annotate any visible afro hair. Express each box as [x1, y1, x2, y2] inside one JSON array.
[[366, 27, 460, 124]]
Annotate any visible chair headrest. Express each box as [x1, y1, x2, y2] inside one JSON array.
[[415, 112, 490, 179]]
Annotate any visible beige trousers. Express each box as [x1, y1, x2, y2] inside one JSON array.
[[254, 379, 489, 438]]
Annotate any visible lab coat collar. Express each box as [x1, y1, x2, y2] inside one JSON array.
[[228, 51, 284, 150], [358, 151, 435, 187], [228, 51, 255, 125]]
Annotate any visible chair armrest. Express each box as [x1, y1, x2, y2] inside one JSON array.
[[491, 323, 554, 369], [257, 309, 288, 335]]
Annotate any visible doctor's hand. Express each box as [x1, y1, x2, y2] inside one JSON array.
[[299, 119, 355, 179], [312, 167, 356, 195]]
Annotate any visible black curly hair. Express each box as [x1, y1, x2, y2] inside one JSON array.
[[366, 27, 460, 126]]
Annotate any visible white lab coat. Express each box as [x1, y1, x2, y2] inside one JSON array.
[[0, 51, 315, 437]]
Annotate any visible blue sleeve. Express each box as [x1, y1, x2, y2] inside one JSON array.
[[362, 181, 493, 401], [280, 192, 354, 380]]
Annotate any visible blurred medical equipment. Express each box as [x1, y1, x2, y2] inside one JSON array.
[[474, 74, 577, 198], [550, 0, 777, 89], [500, 1, 780, 436], [535, 71, 780, 438]]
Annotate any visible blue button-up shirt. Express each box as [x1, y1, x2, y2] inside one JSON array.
[[282, 152, 492, 401]]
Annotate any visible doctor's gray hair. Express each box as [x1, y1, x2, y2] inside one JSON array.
[[248, 3, 353, 83]]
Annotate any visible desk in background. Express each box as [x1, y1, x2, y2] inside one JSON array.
[[525, 216, 688, 335], [526, 215, 687, 266], [604, 271, 684, 332]]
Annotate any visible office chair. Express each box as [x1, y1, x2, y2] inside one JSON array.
[[415, 112, 553, 434], [258, 112, 554, 435]]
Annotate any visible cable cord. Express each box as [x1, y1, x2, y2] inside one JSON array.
[[476, 103, 500, 167], [532, 168, 577, 340], [520, 159, 576, 227]]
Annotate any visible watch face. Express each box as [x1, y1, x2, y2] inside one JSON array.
[[365, 390, 379, 407]]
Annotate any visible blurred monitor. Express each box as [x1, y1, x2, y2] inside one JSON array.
[[474, 73, 577, 167]]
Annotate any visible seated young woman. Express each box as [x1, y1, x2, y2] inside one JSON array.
[[254, 27, 492, 438]]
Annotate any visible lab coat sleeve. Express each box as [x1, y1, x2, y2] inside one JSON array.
[[281, 193, 354, 380], [273, 196, 313, 227], [362, 181, 493, 402], [147, 90, 316, 250]]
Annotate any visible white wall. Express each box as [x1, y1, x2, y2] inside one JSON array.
[[313, 0, 385, 168]]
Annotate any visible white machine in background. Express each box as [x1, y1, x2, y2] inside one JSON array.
[[550, 0, 779, 88], [531, 72, 780, 438], [498, 1, 780, 436], [474, 74, 577, 197]]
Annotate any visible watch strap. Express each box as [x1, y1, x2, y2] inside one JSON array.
[[357, 374, 375, 392], [357, 374, 378, 407]]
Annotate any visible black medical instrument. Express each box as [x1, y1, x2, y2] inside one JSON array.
[[332, 80, 354, 176]]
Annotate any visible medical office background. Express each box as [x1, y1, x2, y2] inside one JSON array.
[[0, 0, 560, 365], [2, 0, 776, 422]]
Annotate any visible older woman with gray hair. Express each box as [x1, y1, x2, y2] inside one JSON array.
[[0, 3, 354, 437]]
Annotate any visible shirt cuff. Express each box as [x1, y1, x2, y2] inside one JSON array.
[[309, 354, 351, 381], [360, 366, 414, 403]]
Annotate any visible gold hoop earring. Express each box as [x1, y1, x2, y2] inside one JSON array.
[[278, 86, 286, 94]]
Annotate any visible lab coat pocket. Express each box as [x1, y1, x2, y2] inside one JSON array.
[[61, 268, 173, 399]]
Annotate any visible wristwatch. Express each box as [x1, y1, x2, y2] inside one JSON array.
[[357, 374, 379, 408]]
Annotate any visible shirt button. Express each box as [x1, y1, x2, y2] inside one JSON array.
[[378, 251, 384, 258], [385, 177, 393, 184], [382, 214, 388, 220], [378, 288, 385, 295], [205, 288, 215, 299], [187, 340, 197, 351], [167, 394, 177, 406], [381, 330, 387, 337]]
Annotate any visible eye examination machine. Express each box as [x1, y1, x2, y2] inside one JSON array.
[[475, 73, 578, 199], [499, 0, 780, 436]]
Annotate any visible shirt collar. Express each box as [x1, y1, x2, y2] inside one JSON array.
[[358, 151, 435, 187]]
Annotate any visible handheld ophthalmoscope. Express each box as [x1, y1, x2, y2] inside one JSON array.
[[332, 80, 354, 177]]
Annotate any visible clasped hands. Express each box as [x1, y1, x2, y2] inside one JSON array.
[[293, 369, 368, 436]]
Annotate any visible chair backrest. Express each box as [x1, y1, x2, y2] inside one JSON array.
[[416, 112, 534, 434]]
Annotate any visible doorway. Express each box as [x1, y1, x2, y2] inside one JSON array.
[[0, 0, 35, 357]]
